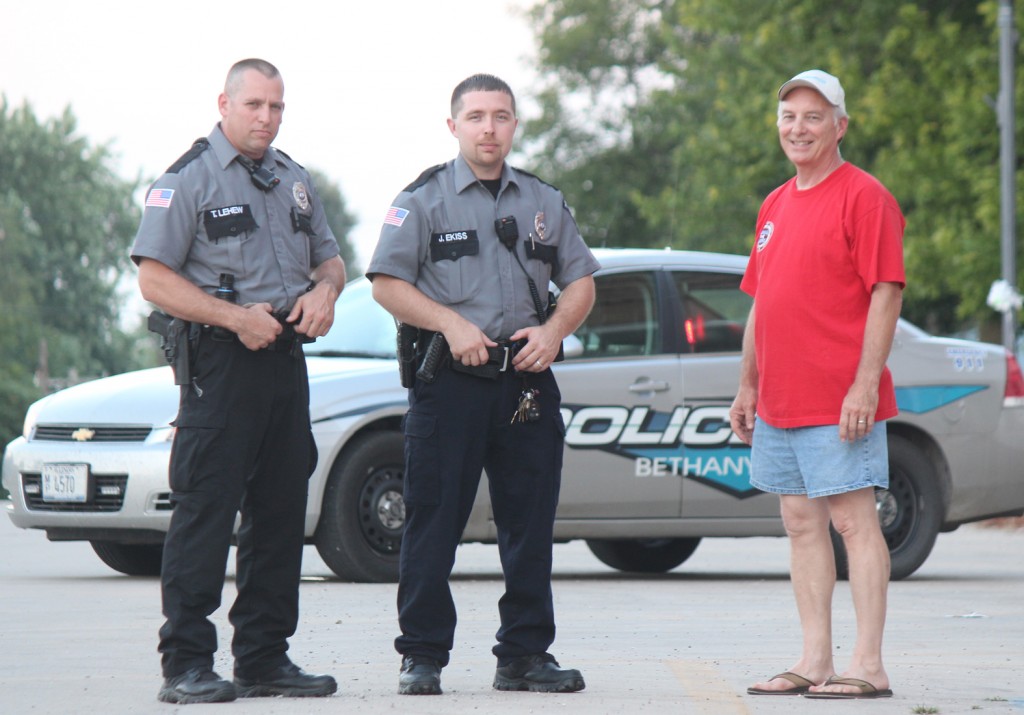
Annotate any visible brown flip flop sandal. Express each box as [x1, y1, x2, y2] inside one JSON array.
[[746, 671, 815, 695], [804, 676, 894, 699]]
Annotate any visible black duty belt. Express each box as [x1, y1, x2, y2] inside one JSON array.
[[484, 343, 516, 372], [200, 325, 305, 356], [417, 330, 522, 378], [420, 331, 520, 371]]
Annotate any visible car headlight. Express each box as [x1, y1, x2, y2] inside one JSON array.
[[21, 396, 50, 440]]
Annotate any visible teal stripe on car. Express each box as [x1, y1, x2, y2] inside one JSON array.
[[895, 385, 987, 414]]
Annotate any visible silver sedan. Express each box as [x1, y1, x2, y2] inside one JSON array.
[[5, 249, 1023, 581]]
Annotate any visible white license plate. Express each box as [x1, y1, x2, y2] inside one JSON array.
[[41, 463, 89, 503]]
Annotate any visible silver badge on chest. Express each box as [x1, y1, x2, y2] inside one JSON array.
[[534, 211, 546, 241], [292, 182, 310, 211]]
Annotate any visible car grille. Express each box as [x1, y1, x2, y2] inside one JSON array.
[[32, 424, 153, 442], [21, 473, 128, 511]]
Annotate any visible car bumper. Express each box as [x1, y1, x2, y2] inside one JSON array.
[[2, 435, 174, 534]]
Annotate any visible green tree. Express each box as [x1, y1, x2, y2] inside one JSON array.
[[0, 192, 45, 461], [307, 167, 361, 275], [0, 102, 362, 481], [523, 0, 1022, 332], [0, 99, 143, 456]]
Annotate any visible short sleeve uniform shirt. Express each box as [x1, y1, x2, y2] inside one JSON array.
[[367, 155, 599, 339], [131, 124, 339, 311]]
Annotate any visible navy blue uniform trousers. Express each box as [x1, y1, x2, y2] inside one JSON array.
[[395, 363, 565, 667], [159, 333, 316, 679]]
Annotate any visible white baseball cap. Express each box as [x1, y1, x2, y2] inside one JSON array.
[[778, 69, 846, 116]]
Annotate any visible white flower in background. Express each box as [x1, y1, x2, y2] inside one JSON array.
[[987, 279, 1023, 313]]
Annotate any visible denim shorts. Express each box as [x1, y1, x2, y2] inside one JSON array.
[[749, 418, 889, 498]]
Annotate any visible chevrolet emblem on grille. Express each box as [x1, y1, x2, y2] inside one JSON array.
[[71, 428, 96, 442]]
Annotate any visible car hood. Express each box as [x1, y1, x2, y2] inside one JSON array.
[[28, 357, 399, 430]]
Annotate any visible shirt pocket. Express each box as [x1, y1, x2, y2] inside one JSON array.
[[525, 240, 558, 294], [203, 204, 258, 241], [429, 229, 481, 304]]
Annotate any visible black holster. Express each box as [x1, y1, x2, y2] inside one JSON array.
[[147, 311, 192, 385], [397, 323, 419, 388]]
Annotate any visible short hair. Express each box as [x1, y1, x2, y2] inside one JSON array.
[[225, 58, 281, 96], [450, 74, 516, 118]]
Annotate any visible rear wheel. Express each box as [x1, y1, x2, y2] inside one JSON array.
[[314, 431, 404, 583], [90, 541, 163, 576], [585, 537, 702, 573], [831, 435, 942, 581]]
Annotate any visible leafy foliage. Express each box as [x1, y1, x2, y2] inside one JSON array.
[[0, 99, 143, 453], [522, 0, 1022, 332], [0, 101, 361, 461], [307, 167, 361, 275]]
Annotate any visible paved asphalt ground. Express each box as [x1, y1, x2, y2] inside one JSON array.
[[1, 502, 1021, 715]]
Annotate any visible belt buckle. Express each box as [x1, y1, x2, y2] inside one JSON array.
[[498, 345, 511, 372]]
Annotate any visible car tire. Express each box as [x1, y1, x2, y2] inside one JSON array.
[[585, 537, 702, 573], [90, 541, 163, 576], [314, 431, 404, 583], [830, 435, 943, 581]]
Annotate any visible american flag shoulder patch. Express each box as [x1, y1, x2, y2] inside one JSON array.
[[145, 188, 175, 208], [383, 206, 410, 227]]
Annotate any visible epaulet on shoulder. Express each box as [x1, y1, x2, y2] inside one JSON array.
[[403, 163, 446, 193], [166, 138, 210, 174], [274, 147, 304, 169], [510, 165, 562, 193]]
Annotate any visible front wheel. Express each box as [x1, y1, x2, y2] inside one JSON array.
[[314, 431, 404, 583], [585, 537, 702, 573], [831, 435, 943, 581], [90, 541, 163, 576]]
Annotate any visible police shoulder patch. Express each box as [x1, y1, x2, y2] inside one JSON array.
[[166, 138, 210, 174], [403, 163, 446, 193]]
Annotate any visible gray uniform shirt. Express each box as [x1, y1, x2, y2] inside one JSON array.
[[367, 155, 599, 339], [131, 124, 339, 311]]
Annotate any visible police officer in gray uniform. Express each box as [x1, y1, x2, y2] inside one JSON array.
[[368, 74, 598, 696], [131, 58, 345, 705]]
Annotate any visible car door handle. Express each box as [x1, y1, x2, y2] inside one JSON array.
[[628, 379, 670, 393]]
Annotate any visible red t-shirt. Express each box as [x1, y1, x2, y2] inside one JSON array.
[[741, 162, 906, 428]]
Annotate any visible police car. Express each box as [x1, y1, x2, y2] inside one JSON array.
[[4, 249, 1024, 582]]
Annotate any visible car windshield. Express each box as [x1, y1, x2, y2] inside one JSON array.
[[304, 277, 397, 359]]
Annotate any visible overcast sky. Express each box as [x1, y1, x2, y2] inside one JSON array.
[[2, 0, 538, 277]]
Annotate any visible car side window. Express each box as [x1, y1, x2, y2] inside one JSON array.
[[574, 271, 662, 358], [671, 271, 751, 354]]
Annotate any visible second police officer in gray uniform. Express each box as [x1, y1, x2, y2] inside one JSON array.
[[368, 74, 599, 696], [132, 58, 346, 705]]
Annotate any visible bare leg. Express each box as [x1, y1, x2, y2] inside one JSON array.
[[749, 494, 836, 692], [808, 488, 890, 694]]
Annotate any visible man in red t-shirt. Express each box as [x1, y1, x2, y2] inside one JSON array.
[[729, 69, 904, 700]]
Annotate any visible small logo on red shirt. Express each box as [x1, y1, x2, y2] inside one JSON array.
[[756, 222, 774, 251]]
